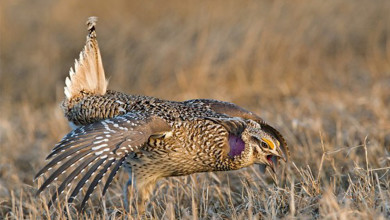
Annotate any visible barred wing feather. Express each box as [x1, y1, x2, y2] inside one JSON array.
[[35, 112, 171, 210]]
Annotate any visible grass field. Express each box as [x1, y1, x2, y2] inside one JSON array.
[[1, 0, 390, 219]]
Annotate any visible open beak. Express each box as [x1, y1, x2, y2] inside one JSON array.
[[257, 155, 276, 174], [266, 155, 276, 173], [258, 148, 286, 174]]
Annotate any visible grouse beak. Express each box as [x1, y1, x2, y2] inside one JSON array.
[[257, 140, 287, 174], [266, 155, 277, 173], [276, 147, 287, 162], [257, 156, 276, 174], [260, 148, 286, 174]]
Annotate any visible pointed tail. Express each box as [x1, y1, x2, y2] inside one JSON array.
[[64, 16, 108, 101]]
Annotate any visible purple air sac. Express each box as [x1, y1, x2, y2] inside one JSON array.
[[228, 134, 246, 157]]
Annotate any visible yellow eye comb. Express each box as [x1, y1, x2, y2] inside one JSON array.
[[262, 138, 275, 150]]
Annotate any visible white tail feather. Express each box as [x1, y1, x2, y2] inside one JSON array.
[[64, 16, 108, 100]]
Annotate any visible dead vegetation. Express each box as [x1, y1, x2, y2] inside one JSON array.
[[0, 0, 389, 219]]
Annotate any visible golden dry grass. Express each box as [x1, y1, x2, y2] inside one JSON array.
[[1, 0, 390, 219]]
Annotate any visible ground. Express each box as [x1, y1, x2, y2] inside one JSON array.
[[0, 0, 389, 219]]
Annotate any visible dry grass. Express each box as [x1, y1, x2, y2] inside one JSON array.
[[1, 0, 390, 219]]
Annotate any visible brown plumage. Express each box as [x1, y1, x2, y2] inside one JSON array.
[[35, 17, 289, 212]]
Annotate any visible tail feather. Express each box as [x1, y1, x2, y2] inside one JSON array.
[[64, 16, 108, 100]]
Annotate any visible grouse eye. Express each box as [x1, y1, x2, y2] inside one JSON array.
[[261, 141, 269, 149], [261, 138, 275, 150]]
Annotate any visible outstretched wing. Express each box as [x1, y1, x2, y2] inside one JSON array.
[[35, 111, 171, 210]]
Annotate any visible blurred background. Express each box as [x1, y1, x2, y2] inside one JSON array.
[[1, 0, 389, 218]]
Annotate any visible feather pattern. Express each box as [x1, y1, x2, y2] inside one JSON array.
[[102, 157, 126, 196], [80, 158, 116, 209], [67, 158, 106, 204], [36, 112, 171, 210], [64, 16, 107, 100], [36, 17, 289, 213], [47, 155, 99, 208]]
